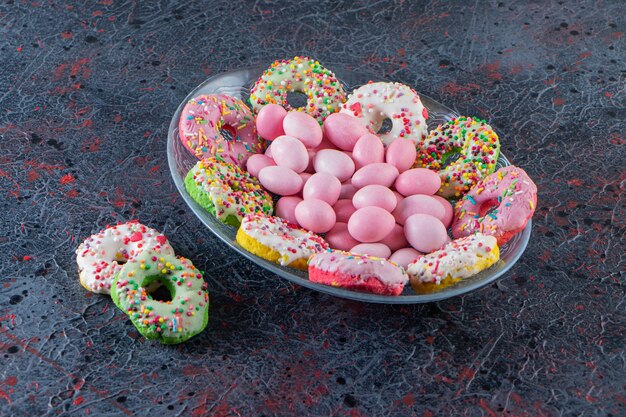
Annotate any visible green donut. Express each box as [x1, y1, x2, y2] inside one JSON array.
[[111, 250, 209, 344], [185, 157, 273, 227]]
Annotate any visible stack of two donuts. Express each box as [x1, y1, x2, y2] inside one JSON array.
[[76, 221, 209, 344]]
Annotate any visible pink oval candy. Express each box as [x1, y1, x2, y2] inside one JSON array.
[[395, 168, 441, 196], [333, 199, 356, 223], [351, 163, 399, 189], [350, 243, 391, 258], [348, 207, 395, 243], [265, 144, 273, 158], [339, 181, 357, 200], [256, 104, 286, 141], [303, 172, 341, 205], [393, 191, 404, 207], [378, 223, 409, 251], [325, 222, 360, 251], [258, 165, 303, 196], [323, 113, 369, 151], [393, 195, 446, 225], [432, 195, 454, 228], [313, 149, 355, 182], [295, 199, 336, 233], [386, 138, 417, 173], [271, 135, 309, 173], [404, 214, 448, 253], [352, 133, 384, 169], [352, 185, 397, 212], [298, 173, 312, 196], [283, 111, 323, 148], [246, 154, 276, 178], [389, 248, 423, 268], [275, 196, 303, 225]]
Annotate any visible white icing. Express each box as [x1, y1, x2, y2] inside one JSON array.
[[75, 222, 174, 294], [406, 234, 499, 284], [341, 82, 428, 146], [240, 214, 328, 265]]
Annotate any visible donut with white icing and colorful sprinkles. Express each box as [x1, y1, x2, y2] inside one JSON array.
[[249, 56, 346, 124], [76, 221, 174, 295], [185, 157, 273, 227], [415, 116, 500, 198], [452, 165, 537, 245], [179, 94, 263, 167], [308, 249, 408, 296], [407, 234, 500, 294], [236, 213, 329, 270], [110, 250, 209, 344], [340, 81, 429, 147]]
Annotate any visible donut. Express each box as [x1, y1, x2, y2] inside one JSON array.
[[249, 56, 346, 124], [451, 165, 537, 245], [236, 213, 329, 270], [340, 81, 429, 147], [179, 94, 263, 167], [76, 221, 174, 294], [415, 116, 500, 198], [185, 157, 273, 227], [111, 250, 209, 344], [308, 249, 408, 296], [406, 234, 500, 294]]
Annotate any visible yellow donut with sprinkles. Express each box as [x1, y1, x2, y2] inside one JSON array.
[[249, 56, 346, 124]]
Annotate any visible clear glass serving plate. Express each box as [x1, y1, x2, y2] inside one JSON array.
[[167, 65, 531, 304]]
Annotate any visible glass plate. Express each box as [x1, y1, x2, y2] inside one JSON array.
[[167, 65, 531, 304]]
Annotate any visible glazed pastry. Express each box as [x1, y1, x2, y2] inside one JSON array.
[[236, 213, 328, 270], [179, 94, 263, 167], [76, 221, 174, 294], [340, 81, 429, 147], [185, 157, 273, 227], [250, 56, 346, 124], [406, 234, 500, 294], [110, 250, 209, 344], [308, 249, 408, 296], [452, 165, 537, 245], [415, 116, 500, 198]]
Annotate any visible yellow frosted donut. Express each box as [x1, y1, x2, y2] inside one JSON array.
[[407, 234, 500, 294], [236, 213, 328, 270]]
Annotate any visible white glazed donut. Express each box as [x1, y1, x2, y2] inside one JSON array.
[[340, 81, 429, 147], [75, 221, 174, 294]]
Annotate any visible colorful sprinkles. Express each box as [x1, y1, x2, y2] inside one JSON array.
[[249, 56, 346, 124], [416, 116, 500, 198]]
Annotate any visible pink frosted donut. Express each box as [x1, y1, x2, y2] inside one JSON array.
[[452, 166, 537, 246], [179, 94, 263, 167], [308, 249, 408, 296]]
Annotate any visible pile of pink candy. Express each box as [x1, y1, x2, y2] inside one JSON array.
[[246, 104, 453, 267]]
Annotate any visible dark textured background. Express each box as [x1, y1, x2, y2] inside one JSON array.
[[1, 0, 624, 416]]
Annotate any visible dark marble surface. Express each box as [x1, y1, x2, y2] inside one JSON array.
[[1, 0, 624, 416]]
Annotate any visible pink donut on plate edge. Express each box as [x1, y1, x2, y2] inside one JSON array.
[[179, 94, 263, 167]]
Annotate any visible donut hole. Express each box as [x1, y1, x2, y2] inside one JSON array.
[[286, 91, 308, 109], [377, 118, 393, 135], [146, 279, 173, 302], [478, 199, 500, 218], [219, 124, 237, 141], [440, 150, 462, 168]]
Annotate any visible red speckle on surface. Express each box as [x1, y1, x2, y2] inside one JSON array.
[[553, 97, 565, 106], [22, 255, 31, 261], [4, 376, 17, 387], [579, 52, 592, 59], [401, 392, 415, 406], [443, 82, 481, 96], [114, 114, 123, 123], [81, 137, 101, 152], [60, 31, 73, 39], [27, 170, 40, 182], [567, 178, 583, 186], [70, 57, 91, 79], [65, 189, 80, 198], [60, 174, 75, 184], [73, 396, 84, 406], [478, 399, 498, 417]]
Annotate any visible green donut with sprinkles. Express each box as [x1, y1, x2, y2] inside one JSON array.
[[249, 56, 346, 124], [416, 116, 501, 198], [185, 157, 273, 227], [110, 250, 209, 344]]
